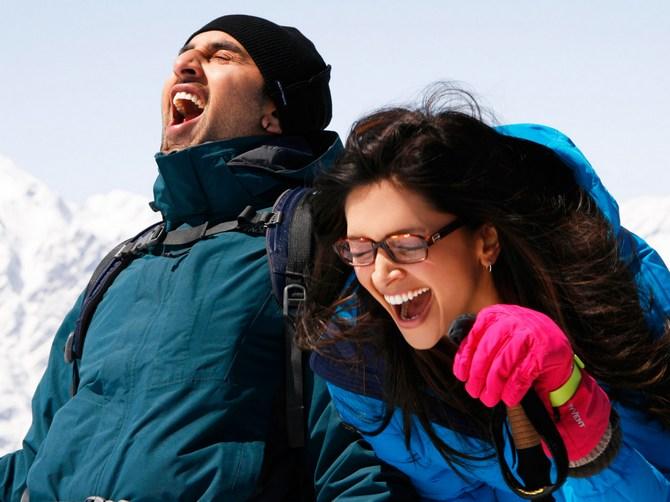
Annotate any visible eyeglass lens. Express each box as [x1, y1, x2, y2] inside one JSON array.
[[343, 235, 428, 265]]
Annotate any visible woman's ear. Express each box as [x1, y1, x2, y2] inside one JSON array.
[[478, 224, 500, 269]]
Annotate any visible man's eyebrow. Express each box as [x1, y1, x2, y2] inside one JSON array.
[[178, 41, 244, 56]]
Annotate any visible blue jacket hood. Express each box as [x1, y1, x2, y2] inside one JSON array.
[[496, 124, 670, 335], [495, 124, 620, 231]]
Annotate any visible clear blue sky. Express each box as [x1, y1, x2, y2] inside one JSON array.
[[1, 1, 668, 203]]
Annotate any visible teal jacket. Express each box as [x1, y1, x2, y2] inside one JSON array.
[[0, 133, 416, 501]]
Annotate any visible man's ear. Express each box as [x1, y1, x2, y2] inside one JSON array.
[[261, 100, 282, 135], [478, 223, 500, 269]]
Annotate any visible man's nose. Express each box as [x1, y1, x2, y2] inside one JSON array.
[[173, 50, 204, 80], [370, 249, 404, 290]]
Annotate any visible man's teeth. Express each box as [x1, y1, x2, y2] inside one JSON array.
[[172, 91, 204, 111], [384, 288, 430, 305]]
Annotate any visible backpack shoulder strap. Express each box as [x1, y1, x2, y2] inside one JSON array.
[[266, 187, 315, 449], [65, 221, 164, 395], [284, 190, 314, 449], [64, 207, 279, 396]]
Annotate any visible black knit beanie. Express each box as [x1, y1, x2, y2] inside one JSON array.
[[186, 14, 332, 134]]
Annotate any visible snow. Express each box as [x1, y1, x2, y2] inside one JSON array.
[[620, 196, 670, 264], [0, 155, 156, 454], [0, 155, 669, 457]]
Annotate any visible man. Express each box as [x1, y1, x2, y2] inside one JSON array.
[[0, 15, 416, 501]]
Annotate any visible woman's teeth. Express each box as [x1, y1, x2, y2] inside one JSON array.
[[384, 287, 430, 305]]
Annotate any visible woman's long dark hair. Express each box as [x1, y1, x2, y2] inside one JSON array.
[[297, 87, 670, 468]]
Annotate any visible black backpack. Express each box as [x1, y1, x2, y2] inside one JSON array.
[[64, 187, 314, 451]]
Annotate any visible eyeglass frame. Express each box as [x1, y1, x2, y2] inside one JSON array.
[[333, 219, 465, 266]]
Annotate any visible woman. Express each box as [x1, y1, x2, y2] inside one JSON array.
[[299, 91, 670, 500]]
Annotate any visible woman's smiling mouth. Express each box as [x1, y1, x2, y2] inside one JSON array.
[[384, 287, 432, 322]]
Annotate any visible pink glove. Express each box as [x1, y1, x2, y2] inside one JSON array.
[[452, 304, 611, 462]]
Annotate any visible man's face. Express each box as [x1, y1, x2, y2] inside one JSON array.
[[160, 30, 274, 152]]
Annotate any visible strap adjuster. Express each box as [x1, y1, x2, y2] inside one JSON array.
[[264, 210, 282, 227], [131, 224, 166, 254], [283, 283, 306, 318], [115, 224, 165, 257], [64, 331, 75, 363], [237, 206, 280, 232]]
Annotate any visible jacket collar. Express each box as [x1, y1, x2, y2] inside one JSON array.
[[151, 131, 341, 229]]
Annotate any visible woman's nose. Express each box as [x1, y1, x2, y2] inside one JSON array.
[[370, 250, 404, 290]]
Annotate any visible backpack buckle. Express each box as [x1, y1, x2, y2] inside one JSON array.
[[237, 206, 279, 233], [283, 283, 306, 318], [118, 224, 165, 256], [264, 210, 282, 227]]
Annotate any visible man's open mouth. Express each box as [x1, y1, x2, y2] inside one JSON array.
[[171, 91, 205, 125], [384, 288, 432, 321]]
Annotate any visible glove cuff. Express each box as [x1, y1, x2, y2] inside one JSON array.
[[568, 409, 622, 477], [541, 371, 611, 462]]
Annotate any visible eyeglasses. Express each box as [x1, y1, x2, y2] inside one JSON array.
[[333, 219, 464, 266]]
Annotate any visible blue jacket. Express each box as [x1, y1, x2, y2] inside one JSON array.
[[0, 133, 417, 501], [312, 124, 670, 501]]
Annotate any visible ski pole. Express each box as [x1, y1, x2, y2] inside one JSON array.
[[448, 314, 567, 500]]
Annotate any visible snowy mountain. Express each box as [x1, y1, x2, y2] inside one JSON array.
[[0, 156, 669, 457], [0, 155, 156, 454], [620, 196, 670, 261]]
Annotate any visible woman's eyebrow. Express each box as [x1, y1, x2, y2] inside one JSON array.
[[346, 228, 427, 240]]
